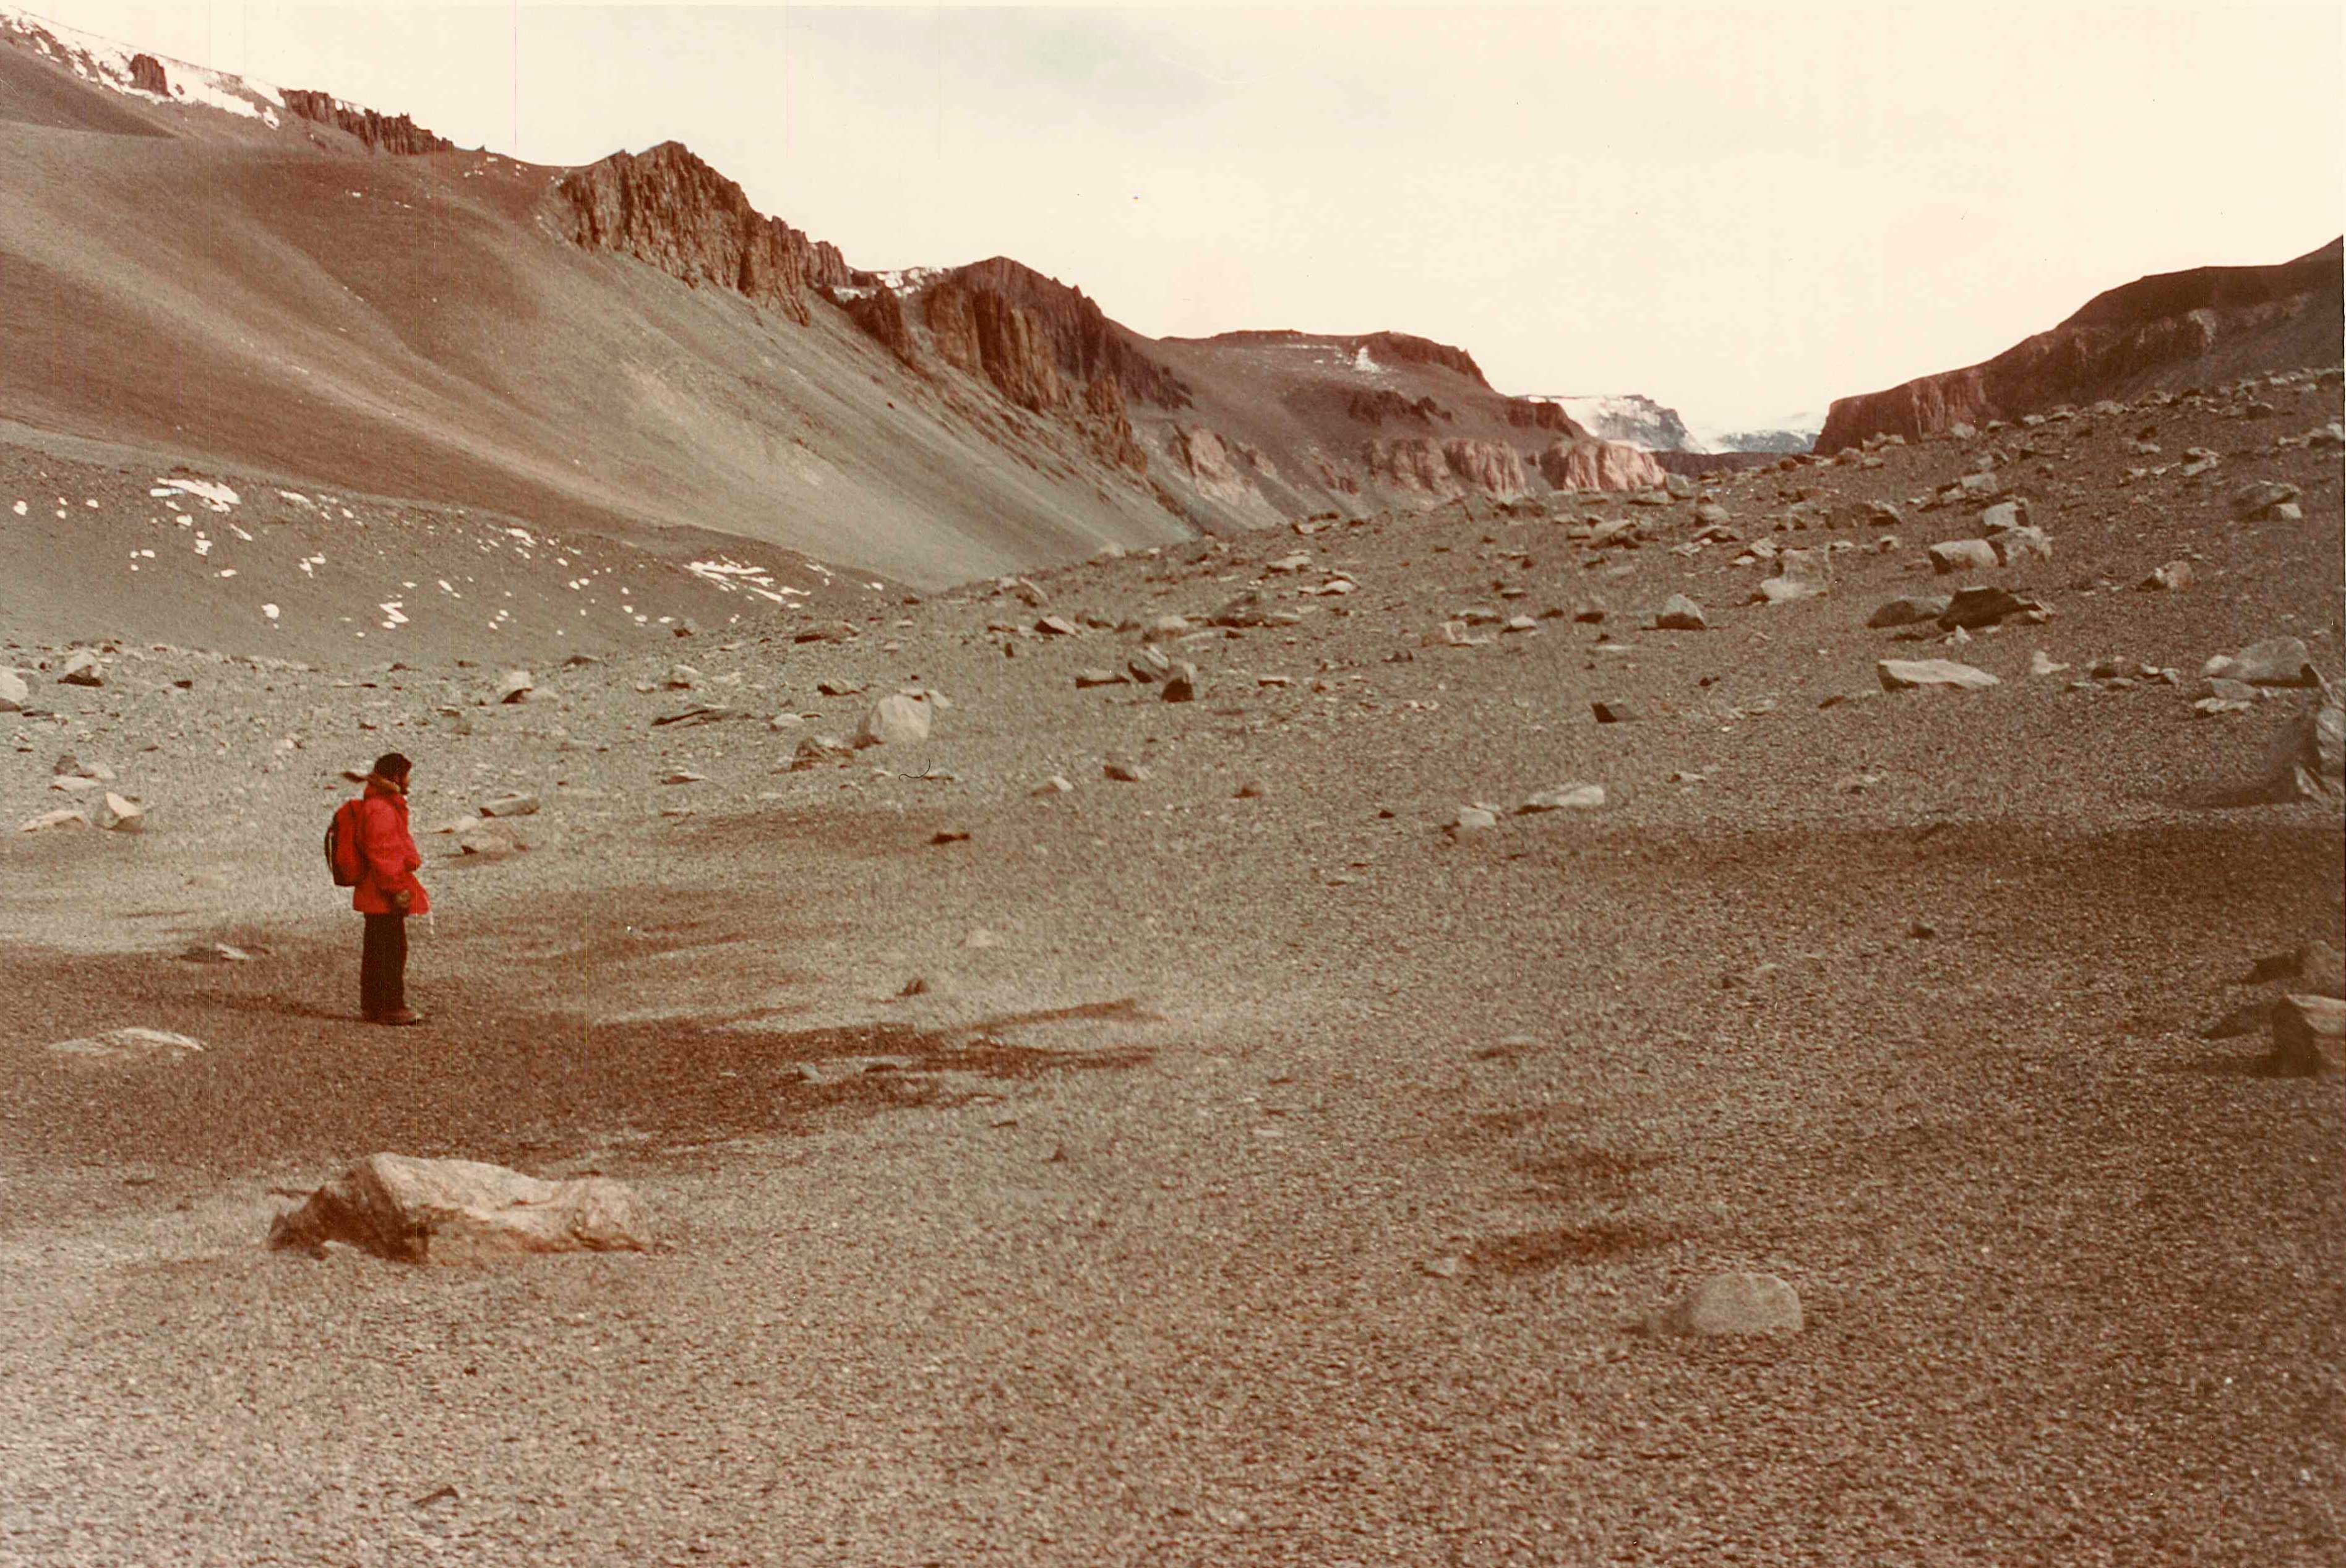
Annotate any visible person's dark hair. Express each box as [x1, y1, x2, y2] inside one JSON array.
[[372, 752, 413, 782]]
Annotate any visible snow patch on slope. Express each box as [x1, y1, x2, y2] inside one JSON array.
[[0, 4, 282, 124]]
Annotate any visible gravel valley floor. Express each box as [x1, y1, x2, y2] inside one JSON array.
[[2, 382, 2342, 1565]]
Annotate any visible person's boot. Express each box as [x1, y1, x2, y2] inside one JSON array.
[[377, 1008, 424, 1026]]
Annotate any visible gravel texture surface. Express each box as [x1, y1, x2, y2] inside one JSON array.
[[2, 379, 2342, 1564]]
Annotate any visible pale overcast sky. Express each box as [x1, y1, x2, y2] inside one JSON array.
[[26, 2, 2345, 428]]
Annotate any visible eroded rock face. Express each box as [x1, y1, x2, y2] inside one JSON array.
[[267, 1153, 651, 1263], [1815, 238, 2343, 448], [281, 89, 454, 155], [1537, 439, 1666, 493], [127, 52, 167, 96], [1441, 439, 1529, 498], [943, 258, 1191, 409], [1171, 425, 1262, 505], [1364, 437, 1459, 495], [844, 287, 917, 367], [557, 141, 849, 328]]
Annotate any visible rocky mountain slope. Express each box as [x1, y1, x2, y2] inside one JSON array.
[[2, 364, 2339, 1566], [1817, 238, 2344, 452], [1, 4, 1668, 649]]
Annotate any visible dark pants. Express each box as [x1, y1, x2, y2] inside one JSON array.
[[361, 913, 408, 1018]]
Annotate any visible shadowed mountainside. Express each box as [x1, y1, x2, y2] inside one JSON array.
[[1816, 239, 2344, 452]]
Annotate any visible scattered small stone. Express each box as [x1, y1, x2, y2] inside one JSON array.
[[1519, 783, 1606, 813], [1450, 806, 1499, 833], [1591, 700, 1641, 724], [1642, 1272, 1803, 1336], [2138, 560, 2194, 593], [478, 792, 540, 818], [179, 942, 254, 963], [49, 1026, 204, 1062], [1867, 595, 1951, 629], [1927, 539, 1998, 574], [1160, 663, 1198, 703], [495, 669, 534, 704], [1103, 758, 1150, 782], [1033, 775, 1074, 796], [94, 793, 146, 833], [2231, 479, 2303, 521], [1651, 594, 1706, 632], [929, 829, 971, 846], [1877, 659, 1998, 692]]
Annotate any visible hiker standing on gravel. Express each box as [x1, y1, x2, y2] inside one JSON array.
[[346, 752, 429, 1026]]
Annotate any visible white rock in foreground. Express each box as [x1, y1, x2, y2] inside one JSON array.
[[267, 1152, 651, 1263], [95, 793, 146, 832], [1877, 658, 1998, 693], [0, 669, 27, 711], [49, 1027, 204, 1062], [856, 693, 932, 748], [1519, 783, 1607, 813], [1644, 1271, 1804, 1336]]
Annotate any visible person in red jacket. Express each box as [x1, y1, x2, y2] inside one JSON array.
[[352, 752, 429, 1026]]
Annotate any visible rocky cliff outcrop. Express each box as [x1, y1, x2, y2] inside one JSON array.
[[947, 259, 1191, 409], [1347, 389, 1448, 427], [1816, 238, 2343, 450], [1442, 439, 1528, 498], [1503, 398, 1584, 437], [1084, 375, 1148, 473], [1362, 437, 1527, 497], [1538, 438, 1665, 492], [126, 52, 166, 95], [1361, 332, 1490, 387], [556, 142, 849, 328], [843, 286, 917, 367], [281, 89, 454, 155]]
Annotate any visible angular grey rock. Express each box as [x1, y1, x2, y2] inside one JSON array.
[[49, 1026, 204, 1062], [1938, 586, 2040, 631], [455, 818, 525, 858], [1867, 595, 1951, 628], [267, 1152, 651, 1262], [1103, 757, 1150, 782], [2269, 995, 2345, 1076], [789, 734, 854, 770], [2256, 703, 2345, 802], [1519, 783, 1606, 812], [1591, 700, 1642, 724], [1450, 806, 1498, 833], [1991, 526, 2053, 565], [495, 669, 535, 704], [478, 792, 541, 818], [1073, 668, 1128, 689], [1160, 663, 1198, 703], [1928, 539, 1998, 574], [2209, 637, 2318, 688], [58, 649, 106, 687], [1644, 1272, 1803, 1336], [1652, 594, 1707, 631], [1878, 658, 1999, 692], [93, 793, 145, 833], [2138, 560, 2194, 592], [0, 668, 26, 711], [855, 694, 932, 748], [2232, 479, 2303, 521], [19, 808, 88, 833], [1127, 646, 1172, 683]]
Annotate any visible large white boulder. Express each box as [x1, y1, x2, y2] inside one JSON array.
[[267, 1152, 651, 1263]]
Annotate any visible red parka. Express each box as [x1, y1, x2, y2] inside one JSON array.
[[351, 776, 430, 915]]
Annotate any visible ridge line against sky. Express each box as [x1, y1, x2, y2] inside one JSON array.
[[14, 1, 2345, 429]]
